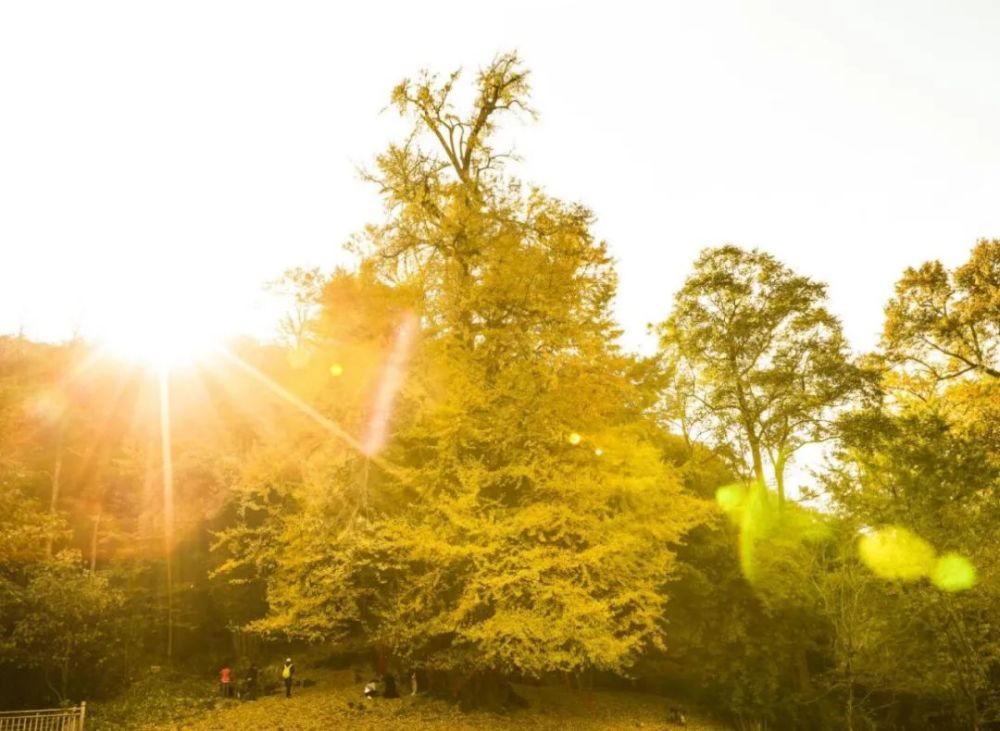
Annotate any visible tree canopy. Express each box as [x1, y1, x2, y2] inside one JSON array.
[[656, 245, 867, 502]]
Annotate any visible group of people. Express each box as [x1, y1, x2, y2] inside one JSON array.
[[363, 671, 399, 699], [219, 658, 296, 700], [219, 658, 418, 702]]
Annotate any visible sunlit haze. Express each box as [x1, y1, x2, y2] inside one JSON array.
[[2, 1, 999, 353]]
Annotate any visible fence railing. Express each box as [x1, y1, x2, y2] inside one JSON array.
[[0, 703, 86, 731]]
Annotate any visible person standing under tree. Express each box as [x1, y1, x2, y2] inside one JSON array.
[[383, 672, 399, 698], [246, 662, 259, 700], [219, 665, 233, 698], [281, 658, 295, 698]]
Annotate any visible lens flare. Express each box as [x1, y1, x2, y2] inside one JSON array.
[[216, 346, 409, 483], [715, 483, 747, 515], [858, 526, 936, 582], [220, 348, 364, 453], [362, 312, 417, 457], [158, 366, 176, 657], [567, 432, 581, 445], [716, 481, 830, 587], [857, 527, 977, 591], [158, 368, 174, 553], [931, 552, 977, 592]]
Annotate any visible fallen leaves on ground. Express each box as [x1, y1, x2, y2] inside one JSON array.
[[97, 669, 728, 730]]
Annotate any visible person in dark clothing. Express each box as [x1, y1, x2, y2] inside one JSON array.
[[245, 663, 259, 700], [281, 658, 295, 698], [383, 672, 399, 698]]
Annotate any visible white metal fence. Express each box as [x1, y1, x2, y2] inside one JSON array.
[[0, 704, 86, 731]]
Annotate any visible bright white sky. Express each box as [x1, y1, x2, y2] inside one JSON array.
[[2, 0, 999, 356]]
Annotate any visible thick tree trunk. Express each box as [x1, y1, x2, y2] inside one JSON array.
[[734, 380, 765, 488], [774, 450, 788, 507], [748, 437, 766, 486], [462, 670, 520, 712], [430, 669, 525, 712], [577, 669, 596, 713]]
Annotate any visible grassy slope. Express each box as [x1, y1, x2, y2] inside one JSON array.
[[94, 669, 728, 730]]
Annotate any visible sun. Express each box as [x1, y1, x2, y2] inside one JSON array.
[[100, 319, 217, 368], [93, 291, 227, 369]]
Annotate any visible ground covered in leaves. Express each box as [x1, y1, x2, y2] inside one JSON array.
[[91, 668, 728, 730]]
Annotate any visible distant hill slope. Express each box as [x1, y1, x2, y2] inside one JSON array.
[[92, 668, 727, 730]]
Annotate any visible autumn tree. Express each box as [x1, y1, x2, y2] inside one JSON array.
[[359, 53, 706, 685], [657, 245, 867, 503], [220, 54, 703, 701], [883, 239, 1000, 385]]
